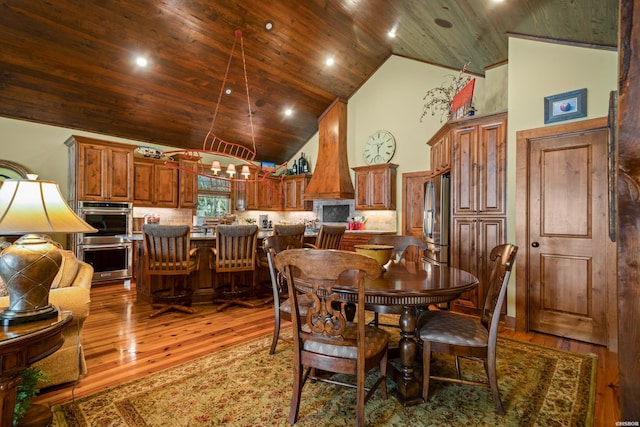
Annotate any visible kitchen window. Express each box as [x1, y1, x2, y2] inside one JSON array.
[[196, 176, 231, 217]]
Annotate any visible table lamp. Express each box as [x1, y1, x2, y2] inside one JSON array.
[[0, 178, 96, 325]]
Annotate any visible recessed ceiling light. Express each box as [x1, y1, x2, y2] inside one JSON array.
[[284, 108, 293, 116], [326, 57, 335, 66], [225, 88, 232, 95], [434, 18, 453, 28], [388, 30, 396, 38], [265, 21, 273, 31], [135, 56, 148, 67]]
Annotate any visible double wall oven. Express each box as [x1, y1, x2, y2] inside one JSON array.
[[74, 201, 133, 282]]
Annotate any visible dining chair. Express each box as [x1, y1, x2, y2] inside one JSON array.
[[142, 224, 200, 318], [257, 223, 307, 300], [274, 248, 388, 427], [417, 243, 518, 414], [366, 234, 429, 327], [306, 224, 346, 249], [209, 224, 259, 312], [263, 235, 312, 354]]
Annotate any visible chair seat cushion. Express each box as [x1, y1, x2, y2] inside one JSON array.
[[280, 294, 313, 316], [418, 310, 488, 347], [303, 324, 389, 359]]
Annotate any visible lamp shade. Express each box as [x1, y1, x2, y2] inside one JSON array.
[[226, 163, 236, 176], [211, 160, 221, 174], [0, 179, 96, 234]]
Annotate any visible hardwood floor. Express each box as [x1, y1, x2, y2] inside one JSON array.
[[35, 281, 620, 425]]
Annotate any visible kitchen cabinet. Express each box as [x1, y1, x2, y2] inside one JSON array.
[[428, 130, 451, 176], [451, 115, 507, 216], [448, 112, 508, 314], [66, 136, 134, 202], [259, 176, 283, 210], [283, 174, 313, 211], [133, 158, 178, 207], [352, 163, 397, 210], [450, 216, 506, 313], [234, 172, 283, 211], [179, 158, 199, 208]]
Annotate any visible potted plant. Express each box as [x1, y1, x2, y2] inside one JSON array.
[[420, 62, 473, 123], [13, 367, 49, 426]]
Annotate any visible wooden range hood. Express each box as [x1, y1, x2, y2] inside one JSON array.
[[304, 98, 355, 200]]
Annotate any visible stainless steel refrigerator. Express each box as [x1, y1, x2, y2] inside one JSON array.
[[423, 172, 450, 265]]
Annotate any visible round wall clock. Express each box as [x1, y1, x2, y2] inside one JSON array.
[[363, 130, 396, 165]]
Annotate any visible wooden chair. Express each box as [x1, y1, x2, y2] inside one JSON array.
[[209, 224, 259, 312], [275, 248, 388, 427], [273, 223, 306, 244], [417, 243, 518, 414], [366, 234, 429, 326], [306, 224, 346, 249], [142, 224, 200, 318], [258, 223, 307, 301], [263, 235, 312, 354]]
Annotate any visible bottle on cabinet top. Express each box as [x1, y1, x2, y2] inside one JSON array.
[[299, 152, 309, 174], [292, 159, 298, 175]]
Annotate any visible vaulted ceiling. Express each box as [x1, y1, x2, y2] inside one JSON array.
[[0, 0, 618, 164]]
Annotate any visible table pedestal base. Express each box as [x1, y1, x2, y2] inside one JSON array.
[[386, 306, 425, 406]]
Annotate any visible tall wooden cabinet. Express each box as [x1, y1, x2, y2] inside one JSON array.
[[352, 163, 397, 210], [66, 136, 134, 202], [448, 112, 508, 314]]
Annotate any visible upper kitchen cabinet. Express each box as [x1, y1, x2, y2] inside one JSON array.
[[352, 163, 398, 210], [428, 128, 451, 176], [133, 157, 178, 208], [259, 176, 284, 210], [66, 136, 134, 202], [284, 174, 312, 211], [178, 157, 199, 208], [451, 113, 507, 217]]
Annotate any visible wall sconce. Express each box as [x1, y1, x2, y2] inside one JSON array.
[[226, 163, 236, 177], [241, 165, 250, 179]]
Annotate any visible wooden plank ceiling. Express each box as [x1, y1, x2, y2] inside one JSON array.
[[0, 0, 617, 164]]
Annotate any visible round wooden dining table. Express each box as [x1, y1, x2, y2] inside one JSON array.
[[330, 259, 479, 406]]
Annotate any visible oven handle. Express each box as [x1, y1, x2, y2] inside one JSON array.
[[79, 209, 131, 215], [79, 243, 132, 250]]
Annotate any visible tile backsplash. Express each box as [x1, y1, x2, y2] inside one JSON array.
[[133, 207, 397, 233]]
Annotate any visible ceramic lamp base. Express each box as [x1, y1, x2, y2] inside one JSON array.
[[0, 234, 62, 325]]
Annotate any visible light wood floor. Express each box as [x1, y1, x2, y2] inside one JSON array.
[[35, 281, 620, 425]]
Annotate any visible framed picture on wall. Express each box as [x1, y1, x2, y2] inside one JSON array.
[[544, 88, 587, 124]]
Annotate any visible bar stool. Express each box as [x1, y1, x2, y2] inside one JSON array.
[[142, 224, 199, 318]]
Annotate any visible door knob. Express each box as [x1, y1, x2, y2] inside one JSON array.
[[531, 242, 539, 248]]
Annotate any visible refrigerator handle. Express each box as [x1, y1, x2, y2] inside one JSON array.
[[424, 182, 435, 238]]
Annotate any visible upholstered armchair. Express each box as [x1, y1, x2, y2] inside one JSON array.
[[0, 249, 93, 388]]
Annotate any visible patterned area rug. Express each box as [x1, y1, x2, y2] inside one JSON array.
[[52, 327, 596, 427]]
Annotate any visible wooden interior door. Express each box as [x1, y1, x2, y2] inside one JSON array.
[[402, 171, 429, 238], [402, 171, 428, 261], [527, 125, 609, 345]]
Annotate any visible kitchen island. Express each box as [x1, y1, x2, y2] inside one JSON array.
[[123, 229, 394, 305]]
